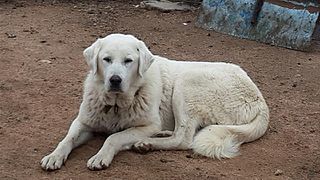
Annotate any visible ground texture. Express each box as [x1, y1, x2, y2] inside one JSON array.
[[0, 1, 319, 179]]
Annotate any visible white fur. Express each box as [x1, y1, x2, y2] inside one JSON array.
[[41, 34, 269, 171]]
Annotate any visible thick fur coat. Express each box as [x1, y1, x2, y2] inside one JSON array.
[[41, 34, 269, 171]]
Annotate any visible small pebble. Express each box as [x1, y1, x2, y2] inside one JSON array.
[[160, 158, 174, 163], [292, 83, 297, 88], [87, 9, 95, 14], [6, 33, 16, 38], [274, 169, 283, 176], [294, 74, 301, 78], [310, 129, 315, 133], [39, 60, 52, 64]]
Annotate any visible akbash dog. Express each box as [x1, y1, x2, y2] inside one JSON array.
[[41, 34, 269, 171]]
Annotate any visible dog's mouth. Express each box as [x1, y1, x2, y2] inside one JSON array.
[[108, 87, 123, 93]]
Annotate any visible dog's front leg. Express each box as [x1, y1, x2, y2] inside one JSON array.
[[87, 125, 159, 170], [41, 118, 92, 171]]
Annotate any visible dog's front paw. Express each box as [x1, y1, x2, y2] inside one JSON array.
[[40, 152, 67, 171], [87, 153, 113, 170], [132, 141, 153, 154]]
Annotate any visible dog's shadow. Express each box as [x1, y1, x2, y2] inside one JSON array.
[[65, 133, 154, 169], [67, 133, 108, 161], [66, 132, 200, 169]]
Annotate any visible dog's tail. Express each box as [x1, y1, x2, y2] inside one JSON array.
[[191, 107, 269, 159]]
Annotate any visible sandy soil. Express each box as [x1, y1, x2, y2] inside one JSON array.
[[0, 1, 319, 179]]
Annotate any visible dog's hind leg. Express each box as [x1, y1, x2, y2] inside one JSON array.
[[151, 130, 173, 137], [133, 120, 197, 152], [41, 118, 92, 171], [133, 79, 198, 152]]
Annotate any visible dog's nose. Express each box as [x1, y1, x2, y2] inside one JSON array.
[[109, 75, 122, 86]]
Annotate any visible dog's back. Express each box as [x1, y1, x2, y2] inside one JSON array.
[[151, 57, 269, 158]]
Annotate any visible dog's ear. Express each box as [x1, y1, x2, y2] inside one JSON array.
[[138, 40, 154, 77], [83, 38, 102, 75]]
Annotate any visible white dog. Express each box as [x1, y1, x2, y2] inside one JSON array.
[[41, 34, 269, 171]]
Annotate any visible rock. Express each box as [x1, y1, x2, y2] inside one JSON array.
[[87, 9, 95, 14], [272, 75, 278, 80], [274, 169, 283, 176], [22, 27, 38, 34], [186, 154, 193, 158], [5, 33, 16, 38], [294, 74, 301, 78], [160, 158, 174, 163], [292, 83, 297, 88], [39, 60, 52, 64], [310, 129, 315, 133], [14, 2, 25, 8], [140, 0, 194, 12]]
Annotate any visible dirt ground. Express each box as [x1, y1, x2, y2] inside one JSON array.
[[0, 0, 319, 179]]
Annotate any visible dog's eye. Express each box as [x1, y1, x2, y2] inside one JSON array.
[[103, 57, 112, 63], [124, 58, 133, 64]]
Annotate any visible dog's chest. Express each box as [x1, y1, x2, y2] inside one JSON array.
[[80, 91, 149, 133], [90, 106, 132, 133]]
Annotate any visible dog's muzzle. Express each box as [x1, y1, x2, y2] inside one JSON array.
[[109, 75, 122, 91]]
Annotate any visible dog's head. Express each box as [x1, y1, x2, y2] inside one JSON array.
[[83, 34, 154, 94]]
